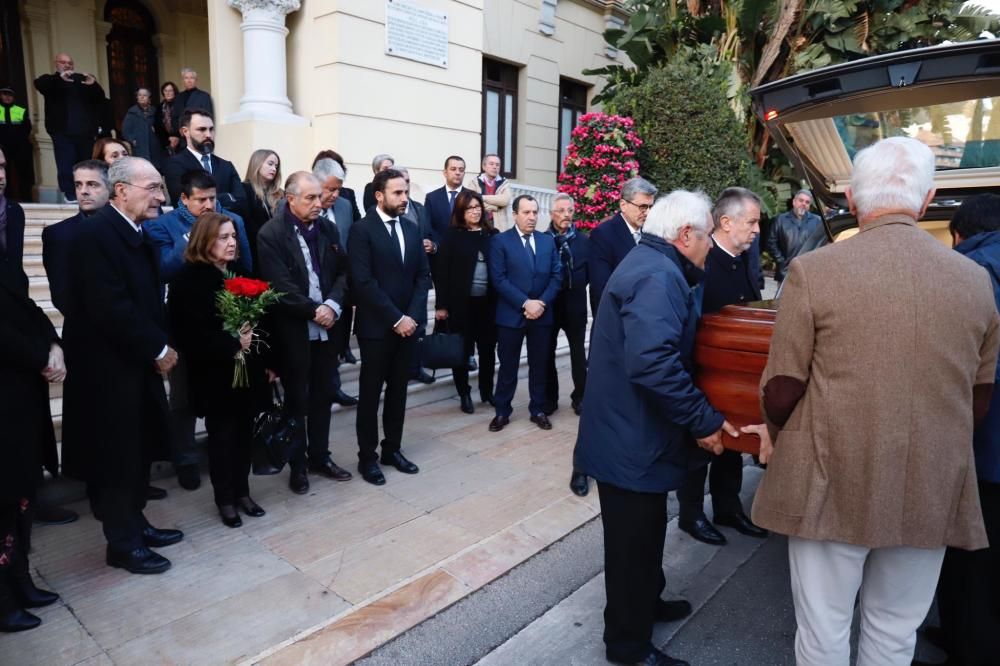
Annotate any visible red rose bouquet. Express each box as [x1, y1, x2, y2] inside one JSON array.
[[557, 113, 643, 232], [216, 276, 282, 388]]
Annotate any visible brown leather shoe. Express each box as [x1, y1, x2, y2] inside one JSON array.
[[530, 414, 553, 430], [489, 415, 510, 432]]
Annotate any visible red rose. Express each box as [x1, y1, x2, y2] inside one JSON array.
[[225, 277, 270, 298]]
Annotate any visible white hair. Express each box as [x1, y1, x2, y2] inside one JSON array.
[[643, 190, 713, 242], [108, 156, 156, 189], [313, 158, 345, 182], [181, 68, 197, 77], [850, 137, 935, 219]]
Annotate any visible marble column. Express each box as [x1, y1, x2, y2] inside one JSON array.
[[225, 0, 307, 126]]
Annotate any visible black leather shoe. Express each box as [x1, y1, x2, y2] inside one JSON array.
[[678, 517, 727, 545], [410, 369, 436, 384], [0, 608, 41, 632], [359, 461, 386, 486], [480, 392, 496, 406], [309, 457, 353, 481], [569, 472, 589, 497], [460, 392, 475, 414], [489, 415, 509, 432], [11, 563, 59, 609], [332, 389, 359, 407], [289, 468, 310, 494], [32, 504, 79, 525], [218, 505, 243, 528], [572, 401, 582, 415], [146, 485, 167, 501], [106, 546, 171, 574], [237, 497, 266, 517], [656, 598, 692, 623], [380, 451, 419, 474], [714, 511, 768, 538], [530, 414, 553, 430], [341, 348, 358, 364], [142, 525, 184, 548], [176, 464, 201, 490]]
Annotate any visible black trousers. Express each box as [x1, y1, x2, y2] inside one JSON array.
[[52, 134, 93, 200], [938, 480, 1000, 665], [204, 412, 253, 506], [597, 481, 668, 662], [676, 450, 744, 521], [546, 298, 587, 409], [495, 323, 551, 418], [96, 466, 150, 553], [450, 295, 496, 398], [285, 339, 338, 469], [356, 334, 416, 463]]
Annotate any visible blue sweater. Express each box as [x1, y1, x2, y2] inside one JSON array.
[[145, 203, 252, 283], [955, 230, 1000, 483]]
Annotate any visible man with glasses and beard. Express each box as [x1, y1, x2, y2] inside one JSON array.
[[349, 168, 431, 486], [164, 108, 247, 217]]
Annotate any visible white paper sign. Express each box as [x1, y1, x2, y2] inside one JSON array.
[[385, 0, 449, 68]]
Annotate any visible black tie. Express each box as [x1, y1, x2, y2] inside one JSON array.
[[523, 233, 535, 261], [389, 218, 401, 260]]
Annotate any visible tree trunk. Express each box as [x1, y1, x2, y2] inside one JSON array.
[[752, 0, 805, 87]]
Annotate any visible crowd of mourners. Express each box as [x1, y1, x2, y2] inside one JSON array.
[[1, 53, 998, 666]]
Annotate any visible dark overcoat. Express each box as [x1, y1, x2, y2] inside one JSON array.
[[0, 263, 59, 501], [60, 204, 171, 486], [574, 235, 724, 493], [550, 229, 591, 327], [702, 238, 762, 314], [167, 261, 268, 416], [434, 226, 498, 333], [1, 198, 25, 266], [42, 211, 86, 315]]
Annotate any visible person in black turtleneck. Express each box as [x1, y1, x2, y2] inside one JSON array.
[[33, 54, 105, 202]]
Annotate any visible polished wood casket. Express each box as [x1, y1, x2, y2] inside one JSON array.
[[694, 302, 776, 455]]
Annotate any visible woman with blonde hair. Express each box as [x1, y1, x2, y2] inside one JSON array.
[[242, 149, 283, 271]]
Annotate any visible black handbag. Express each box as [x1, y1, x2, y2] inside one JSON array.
[[250, 384, 301, 475], [418, 320, 466, 370]]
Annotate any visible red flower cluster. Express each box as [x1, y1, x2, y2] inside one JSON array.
[[557, 113, 643, 232], [224, 277, 271, 298]]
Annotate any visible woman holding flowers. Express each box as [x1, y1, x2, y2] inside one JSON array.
[[167, 213, 273, 528]]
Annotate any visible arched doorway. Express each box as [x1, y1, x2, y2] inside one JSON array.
[[105, 0, 159, 135]]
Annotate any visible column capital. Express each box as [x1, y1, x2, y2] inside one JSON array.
[[227, 0, 301, 19]]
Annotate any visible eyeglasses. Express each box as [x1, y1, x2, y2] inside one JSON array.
[[466, 204, 483, 211], [123, 181, 166, 194], [623, 200, 653, 213]]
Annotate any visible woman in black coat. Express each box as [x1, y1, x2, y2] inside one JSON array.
[[167, 213, 269, 528], [0, 263, 60, 632], [433, 190, 498, 413], [242, 149, 284, 273]]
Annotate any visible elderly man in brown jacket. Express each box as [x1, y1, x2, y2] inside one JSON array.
[[752, 136, 1000, 666]]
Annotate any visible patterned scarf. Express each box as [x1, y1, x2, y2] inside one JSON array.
[[548, 224, 576, 290]]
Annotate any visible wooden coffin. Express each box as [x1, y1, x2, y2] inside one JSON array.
[[694, 302, 776, 455]]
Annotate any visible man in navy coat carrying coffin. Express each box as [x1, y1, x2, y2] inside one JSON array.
[[574, 190, 741, 666]]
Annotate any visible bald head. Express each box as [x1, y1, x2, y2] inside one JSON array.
[[54, 53, 74, 74]]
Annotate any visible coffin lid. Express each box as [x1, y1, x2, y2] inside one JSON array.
[[751, 39, 1000, 213]]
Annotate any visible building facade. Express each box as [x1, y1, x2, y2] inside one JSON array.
[[10, 0, 627, 202]]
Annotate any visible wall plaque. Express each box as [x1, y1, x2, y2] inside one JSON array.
[[385, 0, 449, 68]]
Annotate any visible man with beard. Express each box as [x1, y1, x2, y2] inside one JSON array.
[[767, 188, 822, 282], [61, 157, 182, 574], [349, 168, 431, 485], [164, 109, 246, 217], [677, 187, 768, 546]]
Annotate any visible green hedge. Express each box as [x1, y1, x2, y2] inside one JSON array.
[[609, 59, 749, 200]]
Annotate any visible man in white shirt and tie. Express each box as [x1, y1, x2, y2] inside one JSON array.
[[424, 155, 472, 241], [163, 109, 248, 217]]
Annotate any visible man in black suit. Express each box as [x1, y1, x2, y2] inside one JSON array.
[[42, 160, 109, 314], [348, 168, 432, 485], [60, 157, 182, 575], [177, 68, 214, 118], [677, 186, 768, 546], [588, 176, 658, 317], [258, 172, 353, 495], [0, 148, 24, 268], [424, 155, 472, 241], [164, 108, 247, 217]]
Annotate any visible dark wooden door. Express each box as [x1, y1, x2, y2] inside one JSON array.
[[105, 1, 159, 135]]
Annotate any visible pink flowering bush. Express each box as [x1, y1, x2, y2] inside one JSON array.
[[557, 113, 643, 232]]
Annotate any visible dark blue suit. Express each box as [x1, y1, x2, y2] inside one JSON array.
[[488, 227, 561, 418], [424, 186, 470, 240], [587, 212, 638, 317]]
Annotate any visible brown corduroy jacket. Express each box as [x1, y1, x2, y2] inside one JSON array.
[[752, 214, 1000, 550]]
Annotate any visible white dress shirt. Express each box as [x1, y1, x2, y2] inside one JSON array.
[[376, 206, 406, 261]]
